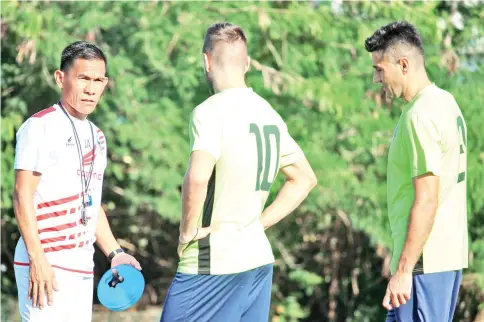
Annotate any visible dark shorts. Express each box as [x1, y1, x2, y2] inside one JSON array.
[[385, 270, 462, 322], [160, 264, 273, 322]]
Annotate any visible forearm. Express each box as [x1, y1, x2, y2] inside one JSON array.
[[397, 201, 437, 273], [261, 178, 314, 230], [95, 207, 120, 256], [179, 175, 208, 241], [13, 191, 43, 261]]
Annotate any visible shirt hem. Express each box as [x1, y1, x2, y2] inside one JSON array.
[[411, 167, 440, 178], [13, 163, 42, 173], [280, 152, 304, 169], [177, 258, 275, 275], [14, 261, 94, 275], [190, 147, 220, 162]]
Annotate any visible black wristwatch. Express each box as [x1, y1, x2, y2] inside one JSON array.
[[107, 248, 124, 262]]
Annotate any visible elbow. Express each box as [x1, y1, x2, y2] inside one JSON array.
[[308, 172, 318, 189], [12, 186, 33, 213], [12, 189, 24, 220], [413, 198, 438, 222], [301, 171, 317, 192], [288, 170, 317, 192], [184, 172, 210, 189], [425, 201, 438, 221], [13, 179, 30, 202], [12, 188, 21, 209]]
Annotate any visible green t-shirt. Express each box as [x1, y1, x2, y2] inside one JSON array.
[[178, 88, 304, 275], [387, 83, 468, 275]]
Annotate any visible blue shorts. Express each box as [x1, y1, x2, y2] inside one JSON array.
[[160, 264, 273, 322], [385, 270, 462, 322]]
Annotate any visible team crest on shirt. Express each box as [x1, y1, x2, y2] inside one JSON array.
[[96, 129, 106, 154]]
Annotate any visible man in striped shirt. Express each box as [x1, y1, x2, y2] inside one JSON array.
[[13, 41, 141, 322]]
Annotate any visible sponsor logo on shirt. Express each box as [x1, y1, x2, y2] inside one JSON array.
[[77, 169, 103, 181], [66, 136, 75, 147]]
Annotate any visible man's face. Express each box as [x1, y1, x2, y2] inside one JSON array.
[[57, 58, 108, 115], [371, 51, 405, 100]]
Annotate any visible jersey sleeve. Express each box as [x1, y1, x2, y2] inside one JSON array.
[[14, 118, 47, 173], [279, 123, 304, 168], [404, 111, 442, 178], [189, 106, 222, 161]]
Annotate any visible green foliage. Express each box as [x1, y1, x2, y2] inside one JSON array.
[[2, 1, 483, 321], [273, 295, 310, 322], [289, 269, 324, 297]]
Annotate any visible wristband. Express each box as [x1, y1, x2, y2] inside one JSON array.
[[107, 248, 124, 262]]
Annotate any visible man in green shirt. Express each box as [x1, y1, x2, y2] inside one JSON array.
[[159, 22, 317, 322], [365, 21, 468, 321]]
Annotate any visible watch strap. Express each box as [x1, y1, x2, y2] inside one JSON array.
[[107, 248, 124, 262]]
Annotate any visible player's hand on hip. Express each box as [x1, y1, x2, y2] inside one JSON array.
[[28, 254, 58, 309], [177, 226, 213, 257], [111, 252, 142, 271], [382, 271, 412, 310]]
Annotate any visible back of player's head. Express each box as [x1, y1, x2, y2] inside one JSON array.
[[203, 22, 247, 53], [202, 22, 249, 72], [60, 41, 107, 72], [365, 21, 424, 63]]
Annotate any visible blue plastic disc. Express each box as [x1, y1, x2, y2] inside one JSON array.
[[97, 264, 145, 311]]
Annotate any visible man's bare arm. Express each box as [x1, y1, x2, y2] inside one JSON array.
[[396, 173, 439, 274], [179, 151, 215, 243], [13, 170, 43, 260], [95, 207, 141, 270], [260, 158, 317, 230], [14, 169, 58, 308], [95, 207, 121, 257]]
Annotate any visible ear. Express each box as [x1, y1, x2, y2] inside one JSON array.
[[245, 56, 251, 73], [54, 70, 65, 89], [203, 53, 210, 73], [398, 57, 409, 75]]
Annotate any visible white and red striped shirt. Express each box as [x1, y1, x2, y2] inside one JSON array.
[[14, 104, 107, 275]]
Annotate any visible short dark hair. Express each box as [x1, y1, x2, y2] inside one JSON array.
[[203, 22, 247, 53], [364, 21, 424, 56], [60, 41, 107, 72]]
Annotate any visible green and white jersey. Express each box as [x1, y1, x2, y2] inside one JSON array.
[[178, 88, 304, 275], [387, 83, 468, 275]]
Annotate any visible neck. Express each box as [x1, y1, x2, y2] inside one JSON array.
[[211, 72, 247, 94], [402, 70, 432, 103], [60, 98, 87, 120]]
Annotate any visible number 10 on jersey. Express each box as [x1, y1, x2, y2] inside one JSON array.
[[250, 124, 281, 192]]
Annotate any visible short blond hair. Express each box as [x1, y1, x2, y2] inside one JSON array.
[[203, 22, 247, 53]]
